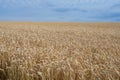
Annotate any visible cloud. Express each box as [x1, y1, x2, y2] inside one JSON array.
[[106, 12, 120, 18], [89, 11, 120, 22], [92, 12, 120, 19], [53, 8, 88, 13], [111, 4, 120, 8]]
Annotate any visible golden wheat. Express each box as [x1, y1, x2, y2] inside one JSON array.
[[0, 22, 120, 80]]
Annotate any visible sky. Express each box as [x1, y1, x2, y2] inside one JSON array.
[[0, 0, 120, 22]]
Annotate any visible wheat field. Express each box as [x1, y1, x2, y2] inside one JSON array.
[[0, 22, 120, 80]]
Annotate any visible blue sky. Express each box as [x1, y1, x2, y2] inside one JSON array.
[[0, 0, 120, 22]]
